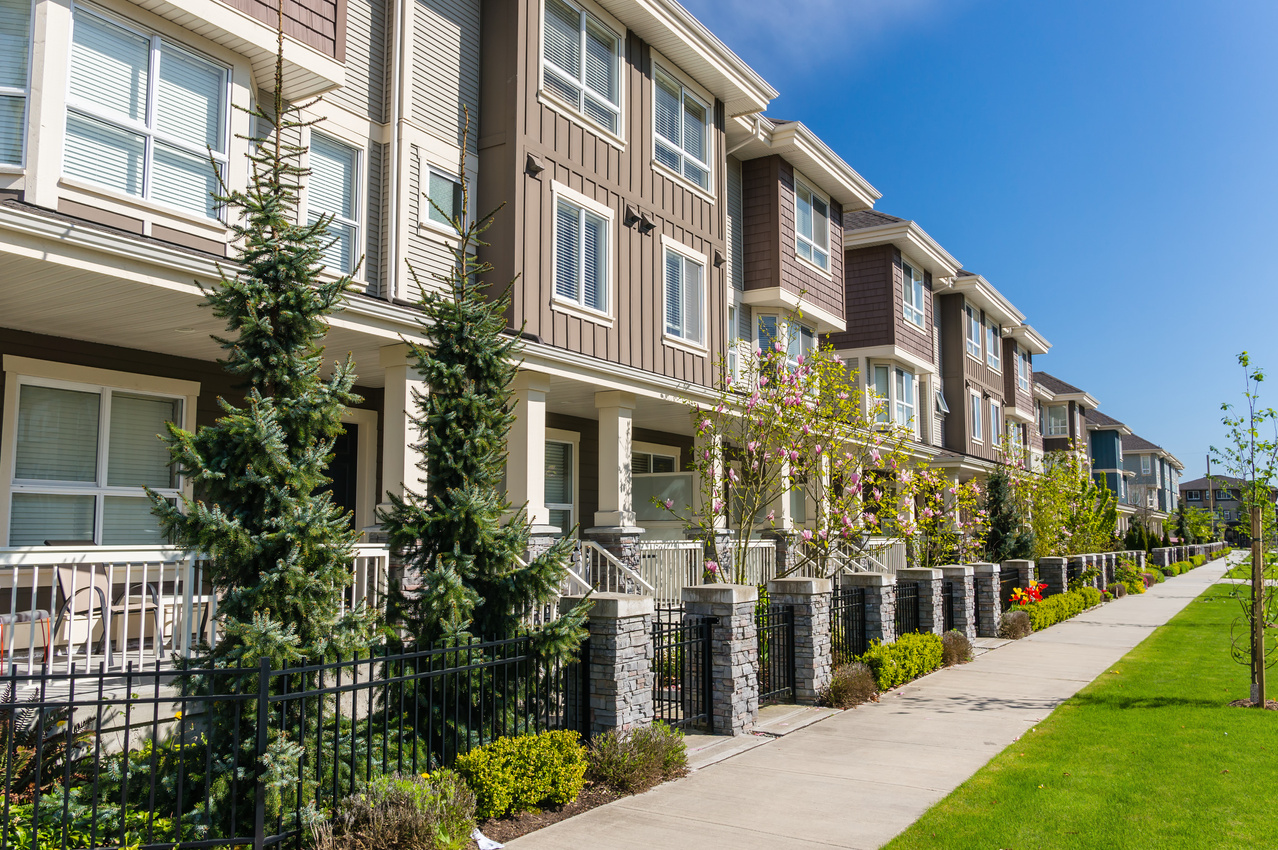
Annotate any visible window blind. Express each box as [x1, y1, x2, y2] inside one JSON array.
[[107, 393, 178, 488], [15, 385, 100, 483]]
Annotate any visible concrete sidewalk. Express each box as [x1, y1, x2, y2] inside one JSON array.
[[507, 553, 1239, 850]]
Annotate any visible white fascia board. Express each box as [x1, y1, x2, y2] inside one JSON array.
[[843, 221, 961, 280], [741, 287, 846, 333], [950, 275, 1024, 328], [1010, 324, 1051, 355]]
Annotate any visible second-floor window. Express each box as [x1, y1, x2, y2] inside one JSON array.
[[554, 195, 609, 315], [542, 0, 621, 135], [1047, 405, 1068, 436], [307, 134, 360, 275], [664, 244, 705, 345], [794, 177, 830, 270], [902, 261, 924, 327], [1015, 346, 1030, 390], [654, 67, 710, 191], [986, 323, 1001, 370], [0, 0, 32, 166], [965, 303, 981, 358], [66, 7, 228, 218]]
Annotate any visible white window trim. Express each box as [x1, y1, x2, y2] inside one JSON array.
[[301, 128, 363, 278], [970, 390, 984, 444], [0, 356, 200, 546], [64, 3, 232, 221], [545, 427, 580, 536], [660, 234, 708, 355], [550, 179, 615, 327], [964, 302, 982, 360], [418, 161, 465, 240], [901, 259, 925, 329], [537, 0, 626, 148], [651, 60, 714, 202], [0, 0, 35, 171], [793, 171, 832, 277]]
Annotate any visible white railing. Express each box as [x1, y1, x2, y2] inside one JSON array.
[[0, 544, 391, 674]]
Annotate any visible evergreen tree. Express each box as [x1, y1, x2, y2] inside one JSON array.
[[984, 467, 1034, 561], [150, 45, 374, 669], [380, 120, 586, 653]]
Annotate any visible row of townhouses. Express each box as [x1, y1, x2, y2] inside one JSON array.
[[0, 0, 1183, 556]]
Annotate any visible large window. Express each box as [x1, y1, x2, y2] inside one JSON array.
[[986, 323, 1001, 370], [307, 133, 360, 274], [8, 381, 182, 546], [654, 67, 710, 191], [970, 391, 983, 443], [1015, 346, 1030, 390], [965, 303, 981, 358], [0, 0, 32, 166], [902, 261, 924, 327], [554, 194, 610, 315], [542, 0, 621, 134], [794, 177, 830, 270], [664, 244, 705, 345], [65, 6, 228, 218], [545, 439, 575, 535], [1047, 405, 1068, 437]]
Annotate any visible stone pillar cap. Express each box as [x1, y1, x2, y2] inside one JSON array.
[[897, 567, 943, 580], [682, 583, 758, 604], [767, 576, 832, 595], [560, 593, 654, 619], [839, 571, 894, 587]]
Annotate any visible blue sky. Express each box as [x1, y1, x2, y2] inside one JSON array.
[[681, 0, 1278, 479]]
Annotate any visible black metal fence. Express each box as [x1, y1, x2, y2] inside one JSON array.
[[1000, 573, 1020, 612], [942, 580, 955, 633], [651, 607, 713, 732], [895, 580, 920, 636], [831, 585, 867, 666], [1, 634, 587, 850], [755, 603, 796, 705]]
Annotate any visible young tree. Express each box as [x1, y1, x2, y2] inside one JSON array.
[[1210, 352, 1278, 707]]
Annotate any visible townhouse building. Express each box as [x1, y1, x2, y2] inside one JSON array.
[[1121, 433, 1181, 534]]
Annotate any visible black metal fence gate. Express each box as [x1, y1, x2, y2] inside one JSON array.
[[651, 606, 714, 732], [831, 585, 867, 665], [895, 580, 920, 636], [755, 603, 796, 705]]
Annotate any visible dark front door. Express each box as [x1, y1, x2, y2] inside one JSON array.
[[324, 424, 358, 528]]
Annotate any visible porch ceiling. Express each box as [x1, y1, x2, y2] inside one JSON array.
[[545, 374, 695, 435]]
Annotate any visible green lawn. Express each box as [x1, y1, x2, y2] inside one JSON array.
[[885, 583, 1278, 850]]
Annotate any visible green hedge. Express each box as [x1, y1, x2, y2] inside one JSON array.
[[454, 730, 587, 820], [1019, 588, 1100, 632], [859, 632, 943, 691]]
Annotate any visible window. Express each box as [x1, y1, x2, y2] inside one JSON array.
[[1015, 346, 1030, 390], [633, 451, 676, 474], [786, 321, 815, 371], [1140, 455, 1151, 475], [965, 303, 981, 358], [970, 392, 983, 442], [542, 0, 621, 134], [895, 368, 916, 433], [545, 439, 575, 535], [794, 177, 830, 270], [1047, 405, 1068, 437], [663, 243, 705, 345], [1187, 490, 1201, 501], [654, 67, 710, 191], [425, 165, 463, 230], [307, 133, 360, 274], [989, 400, 1001, 442], [65, 7, 228, 217], [8, 381, 182, 546], [0, 0, 32, 166], [902, 261, 924, 327], [986, 323, 1001, 370], [554, 194, 609, 315]]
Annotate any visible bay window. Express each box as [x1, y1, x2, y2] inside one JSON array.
[[663, 243, 705, 346], [902, 261, 925, 327], [654, 67, 710, 191], [65, 6, 228, 218], [0, 0, 32, 166], [965, 303, 981, 358], [794, 177, 830, 270], [542, 0, 621, 135], [307, 133, 360, 275]]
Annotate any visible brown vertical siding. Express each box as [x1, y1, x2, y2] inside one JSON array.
[[222, 0, 345, 59], [827, 245, 892, 350]]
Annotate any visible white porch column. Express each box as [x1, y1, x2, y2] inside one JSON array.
[[593, 391, 638, 529], [378, 344, 427, 514], [509, 371, 556, 532]]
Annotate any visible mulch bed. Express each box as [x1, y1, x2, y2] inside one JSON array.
[[1227, 698, 1278, 710], [471, 783, 625, 846]]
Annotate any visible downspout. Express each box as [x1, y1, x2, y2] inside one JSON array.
[[384, 0, 408, 302]]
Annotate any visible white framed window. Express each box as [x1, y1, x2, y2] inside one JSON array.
[[306, 132, 360, 275], [965, 303, 982, 358], [64, 5, 229, 218], [989, 400, 1001, 443], [0, 0, 33, 167], [986, 323, 1001, 370], [1141, 455, 1151, 475], [970, 391, 983, 442], [1047, 405, 1068, 437], [653, 65, 710, 191], [545, 436, 577, 536], [662, 238, 706, 348], [1015, 346, 1030, 390], [786, 321, 815, 371], [541, 0, 622, 135], [423, 164, 463, 231], [902, 260, 925, 327], [794, 176, 830, 271], [553, 186, 611, 318]]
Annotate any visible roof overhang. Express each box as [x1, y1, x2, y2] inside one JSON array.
[[1010, 324, 1051, 355], [842, 220, 961, 280], [727, 117, 880, 210], [598, 0, 777, 116], [741, 287, 846, 334], [134, 0, 345, 100], [949, 273, 1024, 328]]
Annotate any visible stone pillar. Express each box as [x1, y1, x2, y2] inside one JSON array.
[[766, 577, 832, 704], [898, 568, 944, 634], [683, 584, 758, 736], [560, 593, 654, 735], [841, 572, 896, 644], [972, 562, 1000, 638], [378, 344, 427, 513], [1002, 559, 1035, 590], [939, 565, 976, 641], [1038, 557, 1069, 597]]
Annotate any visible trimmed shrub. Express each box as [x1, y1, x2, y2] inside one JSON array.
[[942, 630, 973, 667], [1108, 582, 1127, 598], [315, 771, 476, 850], [820, 661, 879, 709], [454, 730, 587, 820], [586, 722, 688, 795], [998, 609, 1032, 640], [859, 632, 944, 691]]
